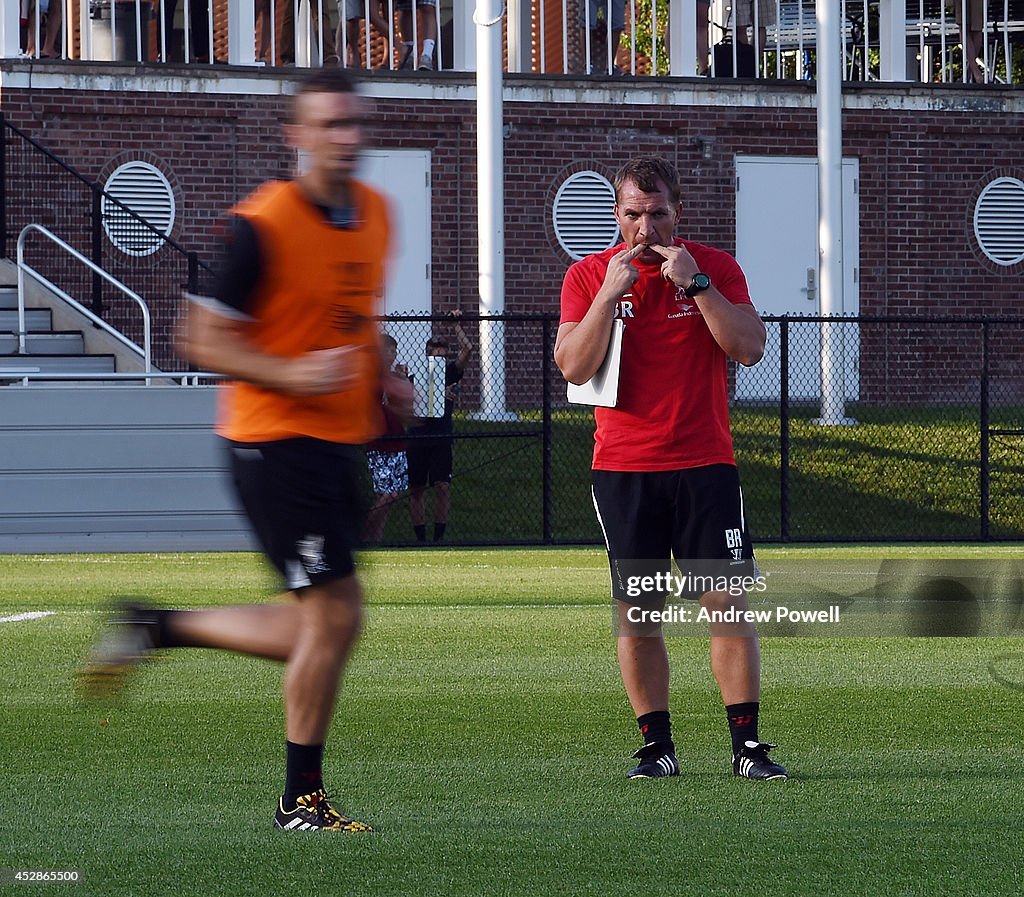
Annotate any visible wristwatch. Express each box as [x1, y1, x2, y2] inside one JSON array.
[[684, 273, 711, 298]]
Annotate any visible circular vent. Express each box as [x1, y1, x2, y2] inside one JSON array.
[[974, 177, 1024, 266], [552, 171, 619, 260], [102, 161, 175, 257]]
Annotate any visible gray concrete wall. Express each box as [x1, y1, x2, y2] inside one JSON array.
[[0, 385, 255, 553]]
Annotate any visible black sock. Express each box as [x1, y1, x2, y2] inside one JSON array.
[[433, 523, 447, 542], [283, 741, 324, 809], [726, 702, 760, 755], [153, 609, 184, 648], [636, 710, 673, 750], [414, 524, 426, 542]]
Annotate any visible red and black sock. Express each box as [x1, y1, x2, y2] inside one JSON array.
[[283, 741, 325, 809], [636, 710, 673, 750], [726, 702, 759, 754]]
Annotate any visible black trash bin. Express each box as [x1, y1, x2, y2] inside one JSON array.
[[89, 0, 152, 62]]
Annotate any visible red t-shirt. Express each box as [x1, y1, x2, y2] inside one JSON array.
[[559, 238, 754, 472]]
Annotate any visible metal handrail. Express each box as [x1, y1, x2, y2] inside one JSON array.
[[0, 370, 222, 386], [3, 118, 212, 283], [17, 223, 152, 377]]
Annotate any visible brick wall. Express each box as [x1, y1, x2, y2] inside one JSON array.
[[2, 73, 1021, 400]]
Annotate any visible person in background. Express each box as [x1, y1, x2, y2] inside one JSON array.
[[364, 332, 409, 544], [395, 0, 438, 70], [336, 0, 392, 69], [406, 311, 472, 543]]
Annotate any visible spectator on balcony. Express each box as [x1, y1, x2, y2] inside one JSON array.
[[255, 0, 273, 63], [280, 0, 336, 65], [952, 0, 987, 82], [21, 0, 62, 58], [696, 0, 711, 75], [580, 0, 625, 74], [395, 0, 438, 70], [733, 0, 776, 55], [336, 0, 392, 69], [160, 0, 214, 63]]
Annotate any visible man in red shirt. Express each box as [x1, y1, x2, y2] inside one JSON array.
[[555, 157, 787, 782]]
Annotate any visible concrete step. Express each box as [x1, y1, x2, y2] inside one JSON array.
[[0, 354, 115, 374], [0, 332, 86, 354], [0, 287, 17, 310], [0, 309, 53, 331]]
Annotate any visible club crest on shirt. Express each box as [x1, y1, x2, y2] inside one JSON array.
[[667, 285, 702, 320]]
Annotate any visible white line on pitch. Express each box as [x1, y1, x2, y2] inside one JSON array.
[[0, 611, 56, 624]]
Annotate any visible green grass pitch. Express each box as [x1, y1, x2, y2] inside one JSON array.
[[1, 546, 1023, 896]]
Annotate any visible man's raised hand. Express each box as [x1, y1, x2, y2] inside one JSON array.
[[648, 243, 698, 289], [601, 242, 646, 299]]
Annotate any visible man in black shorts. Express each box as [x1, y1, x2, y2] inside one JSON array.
[[406, 311, 472, 543], [80, 69, 413, 832], [555, 156, 787, 782]]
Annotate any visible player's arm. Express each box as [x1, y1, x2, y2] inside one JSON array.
[[692, 295, 765, 367], [183, 302, 361, 395], [649, 244, 766, 367], [181, 216, 361, 395], [554, 243, 644, 384], [380, 339, 414, 422], [450, 309, 473, 369]]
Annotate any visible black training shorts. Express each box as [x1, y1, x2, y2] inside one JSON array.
[[406, 434, 453, 488], [227, 437, 370, 592], [591, 463, 756, 602]]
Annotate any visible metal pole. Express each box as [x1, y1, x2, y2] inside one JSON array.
[[91, 188, 104, 315], [0, 114, 7, 259], [0, 0, 20, 58], [229, 0, 257, 64], [187, 252, 200, 294], [980, 321, 990, 539], [780, 317, 790, 541], [815, 0, 856, 426], [473, 0, 517, 421], [542, 316, 554, 544], [668, 0, 696, 77], [879, 0, 908, 81]]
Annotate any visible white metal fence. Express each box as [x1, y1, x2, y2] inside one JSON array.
[[9, 0, 1022, 83]]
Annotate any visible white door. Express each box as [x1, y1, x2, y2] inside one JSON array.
[[734, 156, 859, 401], [358, 150, 432, 369]]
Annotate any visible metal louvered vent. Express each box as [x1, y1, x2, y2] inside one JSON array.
[[102, 162, 175, 257], [974, 177, 1024, 266], [552, 172, 619, 260]]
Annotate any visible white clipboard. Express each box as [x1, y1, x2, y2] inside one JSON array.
[[410, 356, 446, 418], [566, 319, 624, 408]]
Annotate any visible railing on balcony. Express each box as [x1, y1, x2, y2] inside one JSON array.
[[9, 0, 1023, 84]]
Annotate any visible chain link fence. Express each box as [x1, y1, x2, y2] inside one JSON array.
[[367, 313, 1024, 547]]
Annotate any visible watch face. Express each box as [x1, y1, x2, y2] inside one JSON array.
[[686, 273, 711, 296]]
